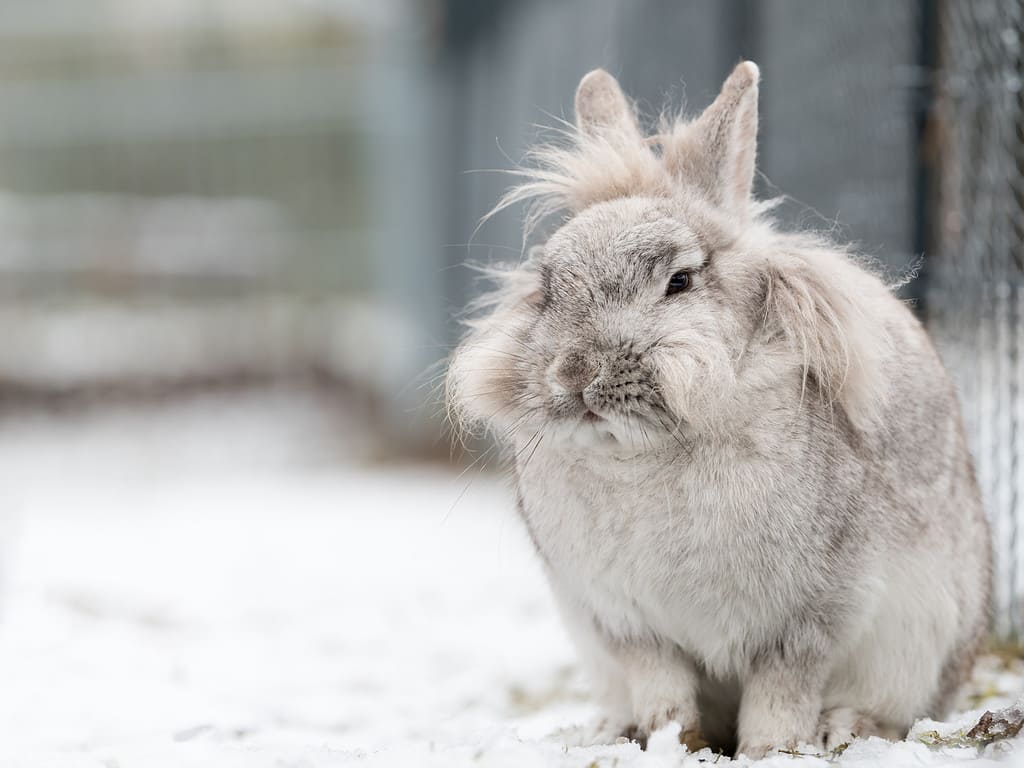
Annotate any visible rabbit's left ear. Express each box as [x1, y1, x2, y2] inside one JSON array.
[[664, 61, 760, 217], [575, 69, 643, 143]]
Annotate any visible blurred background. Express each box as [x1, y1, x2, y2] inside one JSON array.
[[0, 0, 1023, 761]]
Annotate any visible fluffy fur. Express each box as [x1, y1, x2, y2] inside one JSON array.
[[447, 62, 991, 758]]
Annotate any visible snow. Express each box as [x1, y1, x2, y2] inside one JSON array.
[[0, 392, 1021, 767]]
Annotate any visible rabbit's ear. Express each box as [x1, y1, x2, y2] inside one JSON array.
[[575, 69, 643, 142], [664, 61, 759, 217]]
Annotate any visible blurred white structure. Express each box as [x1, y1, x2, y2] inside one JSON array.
[[0, 0, 440, 447]]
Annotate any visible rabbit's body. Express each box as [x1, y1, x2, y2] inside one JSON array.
[[448, 63, 990, 757], [515, 312, 987, 751]]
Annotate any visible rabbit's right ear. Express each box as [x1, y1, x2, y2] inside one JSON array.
[[662, 61, 760, 218], [575, 69, 643, 143]]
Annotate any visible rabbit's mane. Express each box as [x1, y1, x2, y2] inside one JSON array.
[[488, 117, 674, 238]]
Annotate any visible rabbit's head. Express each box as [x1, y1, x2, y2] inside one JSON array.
[[449, 63, 890, 453]]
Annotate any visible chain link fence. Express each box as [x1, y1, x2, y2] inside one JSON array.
[[927, 0, 1024, 639]]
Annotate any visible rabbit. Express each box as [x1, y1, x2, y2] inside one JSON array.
[[447, 61, 991, 758]]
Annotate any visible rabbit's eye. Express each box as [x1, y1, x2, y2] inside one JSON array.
[[665, 271, 691, 296]]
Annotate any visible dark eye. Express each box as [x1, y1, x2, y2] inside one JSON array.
[[665, 271, 691, 296]]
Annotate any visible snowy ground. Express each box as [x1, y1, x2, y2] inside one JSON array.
[[0, 392, 1021, 767]]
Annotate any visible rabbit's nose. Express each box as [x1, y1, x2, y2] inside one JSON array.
[[553, 348, 599, 393]]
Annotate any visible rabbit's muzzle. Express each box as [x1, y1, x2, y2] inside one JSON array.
[[550, 344, 661, 417]]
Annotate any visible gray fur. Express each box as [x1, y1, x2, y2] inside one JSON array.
[[447, 62, 991, 758]]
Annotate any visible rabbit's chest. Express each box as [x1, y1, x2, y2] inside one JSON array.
[[517, 453, 813, 670]]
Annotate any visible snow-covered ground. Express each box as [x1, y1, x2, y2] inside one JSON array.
[[0, 392, 1021, 767]]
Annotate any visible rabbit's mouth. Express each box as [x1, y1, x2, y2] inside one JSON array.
[[547, 391, 597, 420], [543, 391, 685, 451]]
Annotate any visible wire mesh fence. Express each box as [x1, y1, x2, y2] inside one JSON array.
[[927, 0, 1024, 639]]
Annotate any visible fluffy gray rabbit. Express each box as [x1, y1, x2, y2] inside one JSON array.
[[447, 61, 991, 758]]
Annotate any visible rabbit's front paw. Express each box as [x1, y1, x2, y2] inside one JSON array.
[[736, 741, 775, 760], [622, 706, 706, 751], [817, 707, 901, 752]]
